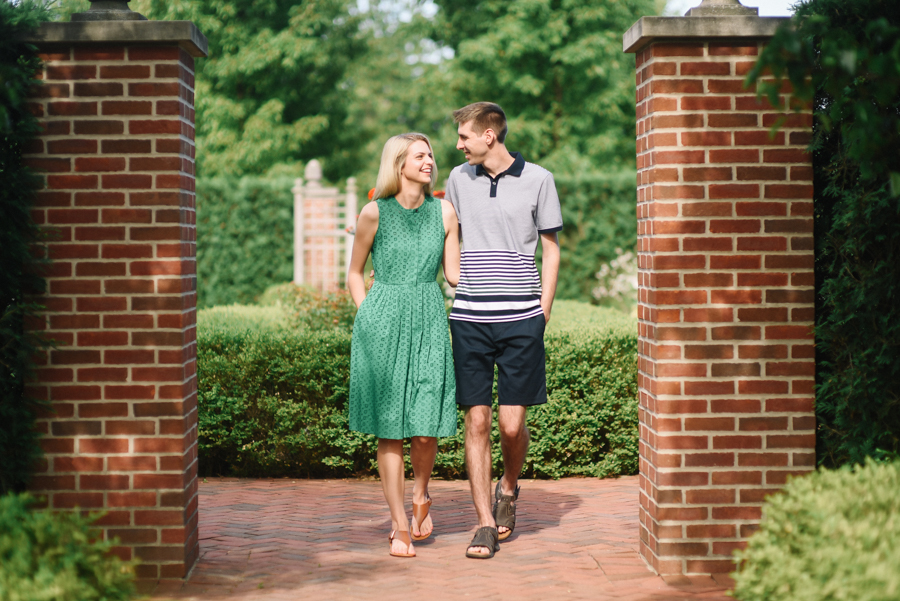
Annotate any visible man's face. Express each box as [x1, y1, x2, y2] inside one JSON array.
[[456, 120, 490, 165]]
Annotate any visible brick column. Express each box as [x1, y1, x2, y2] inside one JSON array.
[[623, 6, 816, 575], [23, 18, 207, 580]]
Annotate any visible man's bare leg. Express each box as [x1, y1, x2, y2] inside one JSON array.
[[464, 405, 495, 556], [497, 405, 529, 537]]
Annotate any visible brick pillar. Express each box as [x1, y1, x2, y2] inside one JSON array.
[[22, 18, 208, 580], [623, 7, 816, 575]]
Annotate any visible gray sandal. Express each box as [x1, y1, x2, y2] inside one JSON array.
[[465, 526, 500, 559], [493, 480, 520, 541]]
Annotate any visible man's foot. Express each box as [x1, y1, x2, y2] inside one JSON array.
[[493, 480, 520, 541], [465, 526, 499, 559]]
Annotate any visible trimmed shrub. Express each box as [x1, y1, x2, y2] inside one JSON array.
[[258, 283, 356, 331], [195, 176, 295, 308], [732, 460, 900, 601], [1, 0, 52, 494], [0, 493, 136, 601], [196, 300, 637, 479], [554, 171, 637, 304]]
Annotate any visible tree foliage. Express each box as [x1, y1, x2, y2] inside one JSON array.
[[0, 0, 52, 494], [750, 0, 900, 465], [337, 9, 458, 187], [134, 0, 366, 179], [430, 0, 658, 175]]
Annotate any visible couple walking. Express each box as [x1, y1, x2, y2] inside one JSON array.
[[347, 102, 562, 559]]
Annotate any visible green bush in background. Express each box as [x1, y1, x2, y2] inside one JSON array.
[[196, 299, 637, 479], [195, 171, 638, 308], [195, 176, 295, 308], [749, 0, 900, 465], [554, 171, 638, 303], [732, 460, 900, 601], [0, 0, 52, 494], [0, 493, 135, 601], [259, 283, 356, 331]]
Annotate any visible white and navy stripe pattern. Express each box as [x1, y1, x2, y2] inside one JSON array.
[[450, 249, 543, 323]]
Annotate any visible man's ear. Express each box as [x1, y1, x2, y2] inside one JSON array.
[[484, 128, 495, 146]]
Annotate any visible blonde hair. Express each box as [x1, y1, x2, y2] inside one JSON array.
[[372, 133, 437, 200], [452, 102, 508, 143]]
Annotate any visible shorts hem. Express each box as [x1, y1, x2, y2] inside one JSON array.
[[456, 398, 547, 408]]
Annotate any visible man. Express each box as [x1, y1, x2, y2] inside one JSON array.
[[445, 102, 562, 559]]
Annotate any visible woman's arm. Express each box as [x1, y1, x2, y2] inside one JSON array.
[[347, 201, 379, 308], [441, 199, 460, 287]]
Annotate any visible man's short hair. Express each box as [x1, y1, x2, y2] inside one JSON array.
[[453, 102, 508, 143]]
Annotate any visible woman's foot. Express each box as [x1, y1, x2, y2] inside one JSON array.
[[389, 530, 415, 557], [411, 494, 433, 540]]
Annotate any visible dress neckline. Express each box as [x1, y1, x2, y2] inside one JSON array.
[[390, 195, 430, 213]]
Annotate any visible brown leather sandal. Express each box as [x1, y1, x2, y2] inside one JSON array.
[[388, 530, 415, 557], [411, 495, 433, 541], [493, 480, 520, 541], [465, 526, 499, 559]]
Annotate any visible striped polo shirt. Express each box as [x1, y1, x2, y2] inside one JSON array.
[[446, 152, 563, 323]]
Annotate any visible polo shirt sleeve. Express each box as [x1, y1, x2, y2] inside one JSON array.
[[446, 168, 461, 216], [536, 172, 563, 234]]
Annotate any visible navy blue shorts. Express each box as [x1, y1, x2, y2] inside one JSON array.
[[449, 314, 547, 407]]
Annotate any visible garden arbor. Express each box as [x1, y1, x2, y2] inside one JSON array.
[[20, 0, 816, 582]]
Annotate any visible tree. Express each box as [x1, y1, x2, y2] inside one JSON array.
[[430, 0, 658, 176], [133, 0, 366, 179], [1, 0, 53, 493], [750, 0, 900, 466], [335, 7, 459, 188]]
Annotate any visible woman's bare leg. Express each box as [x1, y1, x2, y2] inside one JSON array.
[[410, 436, 437, 537], [377, 438, 413, 555]]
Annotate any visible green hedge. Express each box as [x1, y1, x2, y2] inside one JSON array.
[[195, 176, 295, 308], [732, 460, 900, 601], [750, 0, 900, 465], [195, 171, 638, 308], [0, 493, 135, 601], [554, 171, 637, 303], [0, 0, 52, 494], [197, 298, 637, 479]]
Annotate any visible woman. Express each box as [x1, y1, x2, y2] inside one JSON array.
[[347, 133, 460, 558]]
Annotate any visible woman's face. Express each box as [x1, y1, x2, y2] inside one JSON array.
[[400, 140, 434, 187]]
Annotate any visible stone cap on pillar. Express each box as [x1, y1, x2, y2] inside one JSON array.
[[18, 0, 208, 58], [71, 1, 147, 21], [623, 0, 789, 54]]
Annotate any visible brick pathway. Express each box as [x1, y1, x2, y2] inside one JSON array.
[[145, 476, 733, 601]]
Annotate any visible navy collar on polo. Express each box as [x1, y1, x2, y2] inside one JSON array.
[[475, 152, 525, 198]]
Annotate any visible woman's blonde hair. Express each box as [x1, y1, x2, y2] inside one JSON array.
[[372, 133, 437, 200]]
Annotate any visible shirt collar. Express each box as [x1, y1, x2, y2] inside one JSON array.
[[475, 152, 525, 178]]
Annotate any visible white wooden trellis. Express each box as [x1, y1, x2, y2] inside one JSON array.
[[292, 160, 358, 292]]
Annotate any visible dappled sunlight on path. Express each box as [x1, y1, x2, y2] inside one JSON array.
[[146, 477, 732, 600]]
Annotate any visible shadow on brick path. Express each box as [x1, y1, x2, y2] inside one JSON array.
[[145, 476, 734, 601]]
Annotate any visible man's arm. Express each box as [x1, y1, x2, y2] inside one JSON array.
[[539, 232, 560, 323]]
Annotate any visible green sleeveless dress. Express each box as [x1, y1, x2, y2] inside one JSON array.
[[349, 195, 457, 439]]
